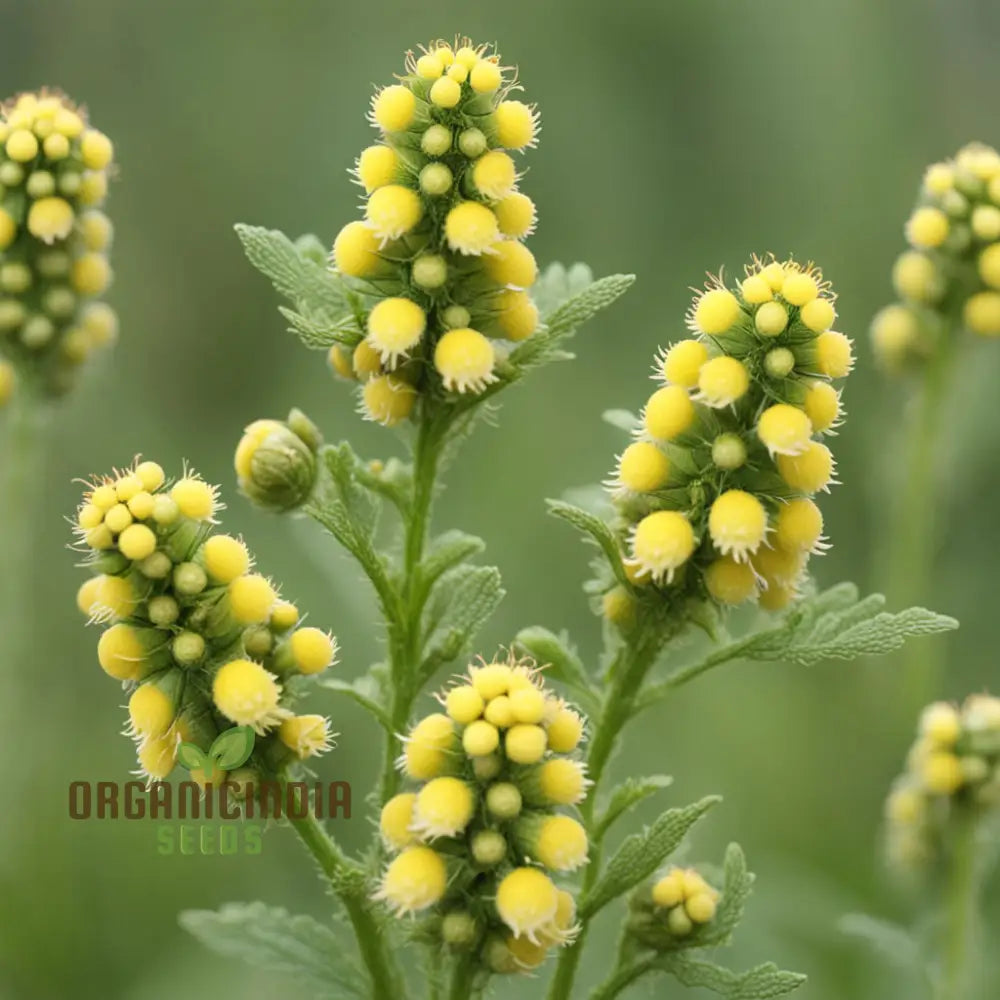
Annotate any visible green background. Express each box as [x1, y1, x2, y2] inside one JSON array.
[[1, 1, 998, 997]]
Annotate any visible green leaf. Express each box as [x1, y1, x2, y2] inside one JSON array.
[[421, 565, 504, 675], [323, 443, 379, 541], [320, 676, 393, 733], [595, 775, 674, 838], [655, 955, 806, 998], [514, 626, 599, 714], [839, 913, 925, 975], [179, 902, 365, 999], [420, 530, 487, 591], [581, 796, 720, 918], [530, 261, 595, 316], [696, 843, 756, 947], [547, 499, 628, 586], [209, 726, 256, 770], [176, 742, 209, 772], [510, 272, 635, 373], [603, 408, 641, 433], [235, 224, 356, 350]]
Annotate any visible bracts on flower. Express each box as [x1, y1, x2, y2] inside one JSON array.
[[0, 90, 117, 397], [374, 653, 586, 975], [73, 459, 336, 784], [601, 256, 852, 621], [326, 38, 541, 424]]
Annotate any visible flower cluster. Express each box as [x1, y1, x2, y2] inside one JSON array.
[[328, 38, 540, 425], [626, 866, 722, 948], [602, 256, 852, 618], [884, 694, 1000, 869], [871, 142, 1000, 370], [73, 461, 336, 782], [0, 90, 116, 396], [375, 657, 585, 974]]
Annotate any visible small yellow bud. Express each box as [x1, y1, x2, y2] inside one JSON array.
[[652, 870, 685, 908], [333, 221, 382, 278], [803, 381, 840, 433], [372, 85, 416, 132], [212, 658, 285, 730], [445, 201, 500, 255], [470, 59, 502, 93], [630, 510, 695, 583], [972, 205, 1000, 241], [815, 331, 854, 377], [740, 274, 772, 304], [773, 498, 823, 553], [473, 150, 517, 200], [919, 702, 961, 747], [661, 339, 708, 388], [26, 197, 74, 244], [362, 374, 416, 426], [921, 751, 964, 795], [643, 385, 695, 441], [799, 297, 836, 333], [472, 663, 512, 700], [757, 403, 813, 455], [137, 733, 178, 780], [693, 288, 741, 335], [403, 713, 455, 780], [356, 144, 398, 193], [494, 192, 536, 238], [906, 206, 949, 248], [484, 240, 537, 289], [228, 574, 277, 624], [413, 777, 475, 837], [505, 724, 548, 764], [366, 185, 423, 240], [429, 76, 462, 109], [697, 356, 749, 407], [707, 489, 768, 559], [978, 243, 1000, 289], [446, 685, 485, 724], [289, 627, 336, 674], [415, 53, 443, 80], [924, 163, 954, 195], [203, 535, 251, 584], [367, 297, 426, 363], [538, 758, 587, 805], [494, 101, 537, 150], [496, 868, 558, 940], [6, 128, 39, 161], [380, 793, 418, 850], [377, 846, 447, 915], [781, 271, 819, 306], [704, 556, 757, 605], [80, 130, 113, 169], [117, 523, 157, 561], [494, 289, 538, 341], [871, 304, 920, 368], [128, 681, 176, 738], [278, 714, 332, 758], [686, 892, 718, 924], [777, 442, 835, 494], [434, 327, 495, 394], [617, 441, 670, 492], [534, 815, 588, 871], [547, 707, 584, 753], [463, 719, 500, 757], [509, 686, 546, 725], [170, 477, 217, 520], [97, 622, 147, 679], [754, 301, 788, 336], [964, 291, 1000, 336]]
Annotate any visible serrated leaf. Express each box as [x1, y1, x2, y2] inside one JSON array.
[[320, 676, 393, 733], [323, 443, 378, 541], [696, 843, 756, 947], [209, 726, 256, 770], [596, 775, 674, 838], [179, 902, 364, 999], [582, 796, 719, 917], [530, 261, 596, 316], [421, 565, 504, 674], [839, 913, 925, 975], [656, 955, 806, 998], [603, 408, 641, 433], [513, 626, 599, 714], [279, 306, 357, 350], [547, 499, 628, 586], [420, 530, 486, 591]]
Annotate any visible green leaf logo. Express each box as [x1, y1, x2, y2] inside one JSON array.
[[177, 726, 255, 781]]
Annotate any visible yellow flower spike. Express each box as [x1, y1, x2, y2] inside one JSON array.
[[470, 59, 503, 93], [754, 301, 788, 337], [434, 327, 496, 393], [921, 751, 964, 795], [228, 574, 278, 624], [473, 150, 517, 200], [117, 523, 157, 561], [366, 185, 423, 241], [630, 510, 696, 583], [212, 658, 287, 732], [773, 498, 824, 553], [919, 702, 961, 747], [757, 403, 813, 456], [372, 85, 416, 132], [697, 356, 749, 407], [402, 713, 456, 780], [660, 339, 708, 388], [533, 815, 589, 872], [814, 331, 854, 377], [279, 715, 333, 759], [906, 206, 950, 249], [356, 144, 399, 193], [494, 192, 536, 239], [496, 868, 559, 941], [495, 288, 539, 341], [547, 707, 583, 753], [289, 627, 337, 674], [537, 758, 588, 805], [505, 723, 548, 764], [367, 297, 426, 364], [803, 381, 841, 433], [333, 221, 383, 278], [494, 100, 538, 150], [97, 623, 148, 680], [693, 288, 741, 335], [704, 557, 757, 605], [740, 274, 772, 304], [616, 441, 670, 493], [484, 240, 538, 289], [80, 129, 113, 169], [707, 490, 768, 560], [445, 684, 485, 724], [362, 374, 417, 425], [380, 793, 419, 850], [26, 196, 74, 244], [781, 271, 819, 306], [777, 442, 835, 494], [429, 76, 462, 109], [964, 291, 1000, 335], [202, 535, 251, 584], [643, 385, 695, 441], [376, 846, 448, 915], [412, 776, 475, 838]]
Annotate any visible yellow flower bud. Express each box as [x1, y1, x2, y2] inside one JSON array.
[[693, 288, 741, 334], [434, 327, 495, 394], [202, 535, 251, 584], [660, 339, 708, 388], [380, 793, 418, 850], [278, 714, 333, 759], [494, 100, 538, 150], [496, 868, 558, 940], [289, 627, 337, 674], [26, 196, 74, 244], [333, 221, 383, 278], [212, 658, 286, 731], [757, 403, 813, 456], [643, 385, 695, 441], [494, 192, 536, 238], [366, 185, 423, 240], [697, 356, 749, 407], [356, 144, 399, 192], [367, 297, 426, 363], [412, 776, 475, 837], [704, 556, 757, 605], [707, 489, 768, 559], [80, 129, 113, 169], [376, 846, 447, 915], [372, 85, 416, 132], [630, 510, 695, 583]]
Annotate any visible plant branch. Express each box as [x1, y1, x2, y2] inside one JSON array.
[[937, 806, 981, 1000]]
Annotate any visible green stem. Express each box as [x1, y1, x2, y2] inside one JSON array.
[[937, 808, 980, 1000], [377, 413, 445, 804], [588, 957, 655, 1000], [547, 625, 668, 1000], [447, 954, 477, 1000], [286, 802, 404, 999], [889, 321, 956, 706]]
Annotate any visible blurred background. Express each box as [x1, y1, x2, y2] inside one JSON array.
[[2, 0, 999, 997]]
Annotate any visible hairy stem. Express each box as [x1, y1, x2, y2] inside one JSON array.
[[547, 624, 669, 1000], [286, 801, 404, 999], [937, 807, 980, 1000], [588, 956, 655, 1000], [447, 954, 477, 1000]]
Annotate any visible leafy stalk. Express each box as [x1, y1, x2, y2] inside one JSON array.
[[937, 808, 981, 1000]]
